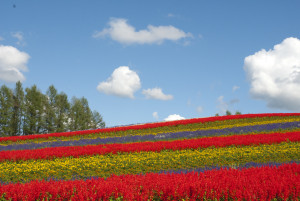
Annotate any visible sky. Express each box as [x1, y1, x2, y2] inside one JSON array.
[[1, 0, 300, 127]]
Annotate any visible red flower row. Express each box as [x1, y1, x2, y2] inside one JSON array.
[[1, 131, 299, 161], [1, 163, 299, 201], [0, 113, 299, 143]]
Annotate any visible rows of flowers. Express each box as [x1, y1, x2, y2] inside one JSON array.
[[1, 113, 299, 144], [1, 141, 299, 183], [0, 113, 300, 200], [0, 131, 299, 162], [1, 120, 300, 151], [0, 163, 299, 200]]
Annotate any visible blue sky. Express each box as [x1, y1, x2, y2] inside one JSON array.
[[1, 0, 300, 127]]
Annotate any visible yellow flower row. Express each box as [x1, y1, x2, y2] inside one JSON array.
[[0, 142, 299, 183]]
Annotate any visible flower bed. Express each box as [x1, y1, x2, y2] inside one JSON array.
[[0, 113, 300, 200]]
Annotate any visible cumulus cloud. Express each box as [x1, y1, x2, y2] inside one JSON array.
[[97, 66, 141, 99], [164, 114, 185, 121], [244, 37, 300, 111], [142, 87, 173, 100], [93, 18, 192, 45], [0, 45, 30, 82], [152, 112, 159, 120]]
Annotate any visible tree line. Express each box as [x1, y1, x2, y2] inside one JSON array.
[[215, 110, 242, 116], [0, 82, 105, 137]]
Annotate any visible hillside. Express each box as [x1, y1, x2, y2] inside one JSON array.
[[0, 113, 300, 200]]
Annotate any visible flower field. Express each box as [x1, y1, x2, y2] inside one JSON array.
[[0, 113, 300, 200]]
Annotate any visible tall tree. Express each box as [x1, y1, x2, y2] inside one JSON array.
[[23, 85, 47, 135], [69, 97, 98, 131], [11, 81, 25, 136], [0, 85, 14, 136], [79, 97, 92, 130], [91, 110, 105, 129], [0, 83, 105, 135], [69, 97, 81, 131], [45, 85, 58, 133], [55, 92, 70, 132], [225, 110, 232, 116]]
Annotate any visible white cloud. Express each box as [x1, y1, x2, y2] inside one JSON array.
[[244, 37, 300, 111], [196, 106, 203, 114], [0, 36, 4, 41], [152, 112, 159, 120], [164, 114, 185, 121], [232, 85, 240, 92], [216, 96, 228, 115], [93, 18, 192, 45], [97, 66, 141, 99], [142, 87, 173, 100], [0, 45, 30, 82], [12, 32, 25, 46]]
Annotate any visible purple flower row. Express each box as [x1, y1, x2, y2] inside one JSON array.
[[1, 121, 299, 151]]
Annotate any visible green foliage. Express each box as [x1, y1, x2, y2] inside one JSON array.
[[225, 110, 232, 116], [0, 83, 105, 136], [11, 81, 24, 136], [0, 193, 10, 201], [69, 97, 90, 131], [216, 111, 242, 117], [92, 110, 105, 129], [45, 85, 58, 133], [55, 92, 70, 133], [23, 85, 47, 135], [0, 85, 14, 137]]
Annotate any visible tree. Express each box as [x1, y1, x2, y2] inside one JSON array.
[[0, 85, 14, 136], [69, 97, 93, 131], [91, 110, 105, 129], [69, 97, 81, 131], [55, 92, 70, 132], [45, 85, 58, 133], [0, 83, 105, 135], [11, 81, 25, 136], [79, 97, 93, 130], [23, 85, 47, 135], [225, 110, 232, 116]]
